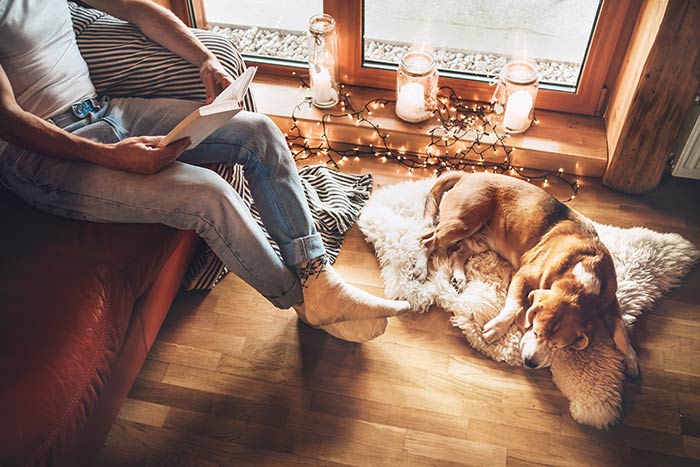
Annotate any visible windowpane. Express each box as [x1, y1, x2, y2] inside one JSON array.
[[363, 0, 602, 91], [202, 0, 322, 63]]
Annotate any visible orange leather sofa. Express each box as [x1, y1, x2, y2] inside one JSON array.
[[0, 185, 198, 466]]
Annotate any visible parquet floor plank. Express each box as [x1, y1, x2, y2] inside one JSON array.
[[97, 164, 700, 466]]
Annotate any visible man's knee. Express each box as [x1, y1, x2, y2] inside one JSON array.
[[235, 112, 291, 162], [233, 112, 282, 144], [250, 112, 281, 138]]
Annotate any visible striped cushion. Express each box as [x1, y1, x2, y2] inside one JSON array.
[[68, 2, 255, 111], [69, 2, 372, 290], [185, 165, 373, 290]]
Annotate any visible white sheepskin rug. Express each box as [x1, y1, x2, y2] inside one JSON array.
[[358, 178, 699, 429]]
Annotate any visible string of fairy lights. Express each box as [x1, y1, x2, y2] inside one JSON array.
[[285, 75, 580, 201]]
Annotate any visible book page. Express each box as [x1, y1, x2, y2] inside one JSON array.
[[158, 67, 257, 149], [158, 104, 242, 149], [213, 66, 258, 105]]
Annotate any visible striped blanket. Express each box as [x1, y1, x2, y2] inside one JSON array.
[[69, 2, 372, 290]]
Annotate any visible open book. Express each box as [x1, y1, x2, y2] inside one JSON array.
[[158, 66, 257, 149]]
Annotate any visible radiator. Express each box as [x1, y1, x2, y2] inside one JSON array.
[[672, 99, 700, 180]]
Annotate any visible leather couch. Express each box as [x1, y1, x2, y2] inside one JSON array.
[[0, 184, 198, 466], [0, 4, 257, 465]]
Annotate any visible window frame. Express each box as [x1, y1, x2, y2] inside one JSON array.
[[182, 0, 639, 116]]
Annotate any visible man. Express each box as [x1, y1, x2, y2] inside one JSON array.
[[0, 0, 410, 341]]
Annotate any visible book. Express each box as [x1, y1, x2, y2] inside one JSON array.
[[158, 66, 257, 149]]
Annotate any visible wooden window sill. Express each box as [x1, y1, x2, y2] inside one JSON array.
[[252, 75, 608, 177]]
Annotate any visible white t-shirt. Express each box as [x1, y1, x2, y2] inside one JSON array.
[[0, 0, 97, 120]]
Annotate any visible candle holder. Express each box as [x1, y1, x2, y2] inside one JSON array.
[[395, 50, 438, 123], [308, 14, 339, 109], [492, 59, 539, 134]]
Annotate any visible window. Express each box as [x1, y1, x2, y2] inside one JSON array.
[[200, 0, 321, 65], [363, 0, 601, 92], [183, 0, 638, 115]]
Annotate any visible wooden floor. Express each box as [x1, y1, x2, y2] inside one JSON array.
[[95, 161, 700, 467]]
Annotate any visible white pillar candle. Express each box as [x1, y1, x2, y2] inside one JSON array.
[[503, 90, 533, 132], [311, 65, 337, 104], [396, 82, 427, 122]]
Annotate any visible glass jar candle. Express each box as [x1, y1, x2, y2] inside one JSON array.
[[308, 14, 339, 108], [496, 59, 539, 134], [395, 50, 438, 123]]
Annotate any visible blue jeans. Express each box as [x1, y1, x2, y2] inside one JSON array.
[[0, 97, 325, 308]]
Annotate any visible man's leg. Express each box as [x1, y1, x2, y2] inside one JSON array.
[[0, 136, 303, 309], [111, 97, 410, 332], [113, 97, 323, 266]]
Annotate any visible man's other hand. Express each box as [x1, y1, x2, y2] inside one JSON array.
[[199, 57, 234, 104], [107, 136, 190, 174]]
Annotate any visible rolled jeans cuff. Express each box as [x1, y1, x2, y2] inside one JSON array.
[[267, 277, 304, 309], [280, 233, 326, 266]]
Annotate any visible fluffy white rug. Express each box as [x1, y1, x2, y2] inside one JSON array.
[[358, 178, 699, 429]]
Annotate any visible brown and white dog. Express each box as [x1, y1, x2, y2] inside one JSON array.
[[412, 172, 639, 376]]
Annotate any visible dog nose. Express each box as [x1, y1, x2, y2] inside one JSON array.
[[523, 358, 538, 369]]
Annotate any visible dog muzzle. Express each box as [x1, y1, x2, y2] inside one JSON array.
[[519, 331, 552, 369]]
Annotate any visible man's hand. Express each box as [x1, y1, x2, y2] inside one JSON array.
[[199, 57, 234, 104], [104, 136, 190, 175]]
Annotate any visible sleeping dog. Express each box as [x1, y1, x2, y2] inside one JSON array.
[[412, 172, 639, 376]]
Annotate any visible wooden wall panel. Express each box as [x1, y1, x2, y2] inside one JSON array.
[[604, 0, 665, 160], [603, 0, 700, 193]]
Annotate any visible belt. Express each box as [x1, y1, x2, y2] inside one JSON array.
[[47, 97, 101, 128], [71, 97, 100, 118]]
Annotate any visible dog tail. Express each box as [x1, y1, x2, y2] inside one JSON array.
[[424, 172, 465, 224]]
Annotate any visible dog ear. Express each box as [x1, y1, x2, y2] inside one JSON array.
[[521, 290, 542, 329], [523, 306, 535, 329], [528, 289, 538, 305], [600, 297, 623, 335], [570, 332, 590, 350], [515, 290, 540, 331], [514, 307, 528, 331]]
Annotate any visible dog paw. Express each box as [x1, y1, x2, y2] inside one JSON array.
[[411, 254, 429, 283], [410, 265, 428, 283], [624, 355, 640, 378], [450, 274, 466, 292], [483, 317, 510, 344]]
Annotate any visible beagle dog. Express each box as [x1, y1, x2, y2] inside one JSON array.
[[413, 172, 639, 376]]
